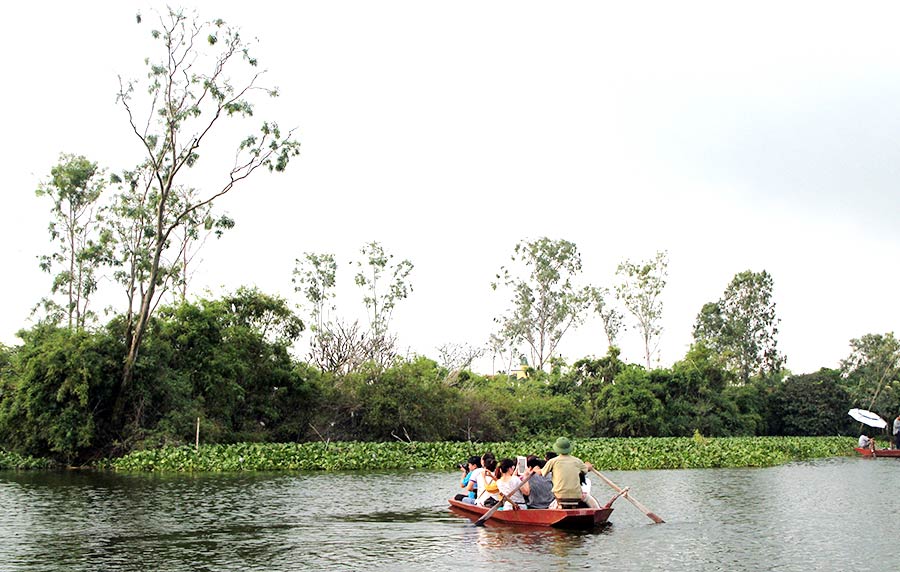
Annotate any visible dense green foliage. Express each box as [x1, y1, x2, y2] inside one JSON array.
[[767, 369, 854, 436], [0, 450, 55, 470], [0, 326, 121, 462], [0, 287, 892, 466], [107, 436, 859, 472]]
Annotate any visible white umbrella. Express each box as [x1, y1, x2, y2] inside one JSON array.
[[848, 408, 887, 429]]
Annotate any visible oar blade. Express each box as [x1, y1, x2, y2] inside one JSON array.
[[591, 467, 665, 525]]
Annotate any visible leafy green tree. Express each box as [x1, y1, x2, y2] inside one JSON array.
[[464, 373, 587, 441], [223, 287, 304, 343], [616, 251, 668, 368], [351, 357, 461, 441], [693, 270, 784, 384], [0, 326, 122, 462], [148, 288, 305, 443], [492, 237, 590, 371], [550, 347, 624, 433], [35, 154, 111, 329], [658, 345, 746, 436], [113, 8, 300, 419], [722, 383, 767, 436], [767, 369, 851, 436], [840, 332, 900, 415], [594, 365, 666, 437]]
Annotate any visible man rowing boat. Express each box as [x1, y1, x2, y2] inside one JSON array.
[[541, 437, 600, 509]]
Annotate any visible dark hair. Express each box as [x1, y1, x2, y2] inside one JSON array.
[[498, 458, 517, 474], [482, 452, 495, 463], [483, 457, 497, 473], [545, 451, 558, 460], [526, 457, 545, 469], [468, 455, 482, 467]]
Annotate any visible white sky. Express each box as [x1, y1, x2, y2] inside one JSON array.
[[2, 1, 899, 374]]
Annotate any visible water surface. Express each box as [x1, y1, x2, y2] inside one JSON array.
[[2, 457, 897, 571]]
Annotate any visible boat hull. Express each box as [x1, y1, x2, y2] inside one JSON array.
[[855, 447, 900, 458], [448, 499, 612, 529]]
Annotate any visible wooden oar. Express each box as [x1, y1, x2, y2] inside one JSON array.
[[589, 467, 665, 524], [473, 472, 533, 527]]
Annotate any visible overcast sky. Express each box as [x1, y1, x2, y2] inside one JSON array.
[[3, 1, 899, 374]]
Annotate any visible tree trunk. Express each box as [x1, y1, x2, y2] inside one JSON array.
[[113, 201, 168, 424]]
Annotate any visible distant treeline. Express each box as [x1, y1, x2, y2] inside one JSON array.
[[0, 289, 890, 465]]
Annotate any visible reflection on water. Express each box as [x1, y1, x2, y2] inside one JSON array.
[[2, 457, 898, 571]]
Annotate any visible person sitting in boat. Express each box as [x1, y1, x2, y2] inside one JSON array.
[[524, 456, 554, 509], [858, 434, 875, 450], [541, 437, 600, 509], [466, 456, 500, 507], [496, 458, 530, 510], [478, 457, 501, 507], [461, 453, 495, 505], [454, 456, 482, 502]]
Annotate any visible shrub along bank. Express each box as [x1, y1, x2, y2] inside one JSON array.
[[106, 436, 859, 472]]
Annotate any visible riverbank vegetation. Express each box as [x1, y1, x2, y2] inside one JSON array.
[[106, 436, 858, 472], [1, 284, 896, 465], [0, 450, 55, 470]]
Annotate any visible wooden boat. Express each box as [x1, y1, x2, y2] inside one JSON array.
[[448, 498, 613, 529], [854, 447, 900, 458]]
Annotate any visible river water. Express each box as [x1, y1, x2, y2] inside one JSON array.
[[1, 456, 897, 571]]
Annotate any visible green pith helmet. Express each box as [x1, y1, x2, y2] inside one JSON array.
[[553, 437, 572, 455]]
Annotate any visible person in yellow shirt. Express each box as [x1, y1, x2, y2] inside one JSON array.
[[541, 437, 599, 509]]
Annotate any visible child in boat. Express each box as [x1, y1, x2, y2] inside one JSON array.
[[496, 458, 529, 510]]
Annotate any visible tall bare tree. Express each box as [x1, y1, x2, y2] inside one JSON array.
[[616, 250, 668, 369], [112, 8, 300, 420], [588, 285, 624, 350]]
